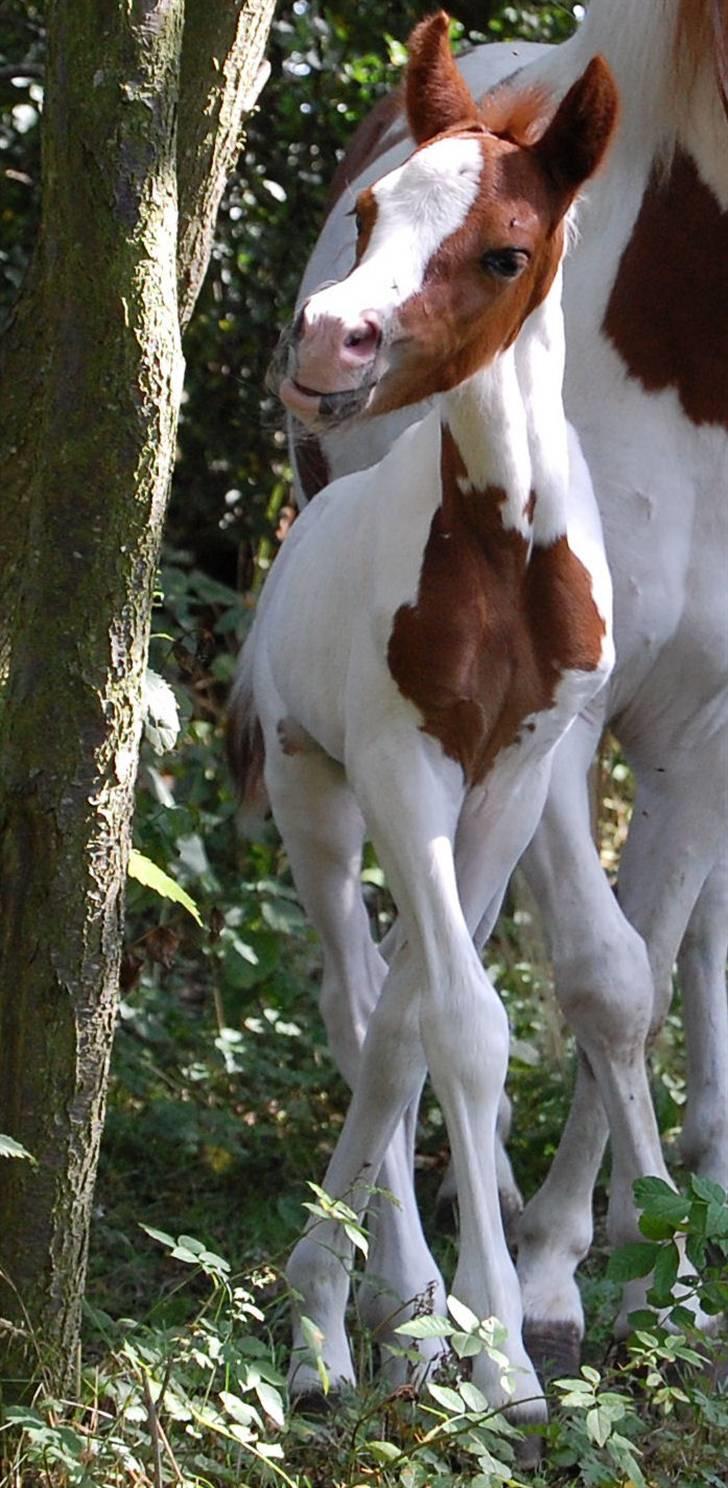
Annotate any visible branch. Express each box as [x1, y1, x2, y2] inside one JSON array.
[[176, 0, 276, 331]]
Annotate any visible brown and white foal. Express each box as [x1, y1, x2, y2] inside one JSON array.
[[230, 15, 617, 1420]]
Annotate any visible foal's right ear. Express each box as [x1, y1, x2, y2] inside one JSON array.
[[406, 11, 478, 144], [533, 56, 619, 199]]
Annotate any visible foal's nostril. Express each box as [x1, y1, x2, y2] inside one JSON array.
[[343, 317, 381, 361]]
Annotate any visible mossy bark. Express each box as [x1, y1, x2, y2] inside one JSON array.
[[0, 0, 274, 1395]]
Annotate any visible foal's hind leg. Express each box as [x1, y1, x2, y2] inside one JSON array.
[[263, 747, 445, 1397]]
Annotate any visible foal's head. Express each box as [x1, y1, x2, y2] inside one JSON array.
[[278, 11, 617, 430]]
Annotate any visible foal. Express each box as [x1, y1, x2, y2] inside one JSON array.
[[230, 15, 617, 1418]]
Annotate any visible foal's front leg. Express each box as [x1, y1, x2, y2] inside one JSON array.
[[263, 745, 445, 1397], [289, 734, 545, 1422]]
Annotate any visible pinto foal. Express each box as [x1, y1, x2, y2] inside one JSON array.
[[230, 16, 617, 1418]]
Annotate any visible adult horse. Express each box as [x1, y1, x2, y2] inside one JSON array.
[[285, 0, 728, 1371]]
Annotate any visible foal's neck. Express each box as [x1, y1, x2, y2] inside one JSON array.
[[441, 274, 570, 548]]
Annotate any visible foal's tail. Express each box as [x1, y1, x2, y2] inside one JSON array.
[[226, 637, 268, 824]]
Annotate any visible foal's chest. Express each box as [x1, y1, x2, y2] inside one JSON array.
[[387, 434, 605, 784]]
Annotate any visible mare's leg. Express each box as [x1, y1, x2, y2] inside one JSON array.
[[616, 750, 728, 1190], [288, 736, 545, 1422], [264, 747, 445, 1397], [518, 725, 721, 1361], [514, 710, 654, 1369], [677, 853, 728, 1184]]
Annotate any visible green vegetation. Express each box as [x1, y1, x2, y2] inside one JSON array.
[[1, 1, 726, 1483]]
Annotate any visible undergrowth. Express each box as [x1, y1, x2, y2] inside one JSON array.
[[1, 559, 724, 1486]]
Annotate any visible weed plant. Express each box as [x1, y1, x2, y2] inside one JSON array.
[[1, 558, 726, 1486]]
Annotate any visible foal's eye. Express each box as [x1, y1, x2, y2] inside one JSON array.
[[481, 248, 530, 279]]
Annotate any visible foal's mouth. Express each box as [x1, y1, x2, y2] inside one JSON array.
[[279, 374, 376, 427]]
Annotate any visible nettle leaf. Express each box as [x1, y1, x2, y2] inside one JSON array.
[[607, 1241, 659, 1282], [634, 1177, 689, 1231], [128, 849, 202, 926], [0, 1134, 36, 1165], [650, 1239, 679, 1302], [689, 1174, 727, 1206]]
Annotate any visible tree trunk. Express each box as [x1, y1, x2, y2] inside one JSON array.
[[0, 0, 274, 1396]]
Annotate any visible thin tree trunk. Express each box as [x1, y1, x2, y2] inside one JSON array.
[[0, 0, 274, 1395]]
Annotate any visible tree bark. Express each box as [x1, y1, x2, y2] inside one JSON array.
[[177, 0, 275, 332], [0, 0, 274, 1396]]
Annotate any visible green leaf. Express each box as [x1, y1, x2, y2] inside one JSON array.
[[0, 1134, 36, 1165], [395, 1315, 453, 1339], [128, 849, 202, 925], [689, 1174, 727, 1206], [428, 1383, 465, 1414], [451, 1329, 483, 1358], [447, 1294, 479, 1333], [650, 1239, 679, 1302], [633, 1177, 689, 1230], [368, 1440, 401, 1462], [219, 1391, 261, 1428], [254, 1380, 285, 1429], [586, 1404, 612, 1447], [138, 1224, 175, 1249], [607, 1241, 659, 1282], [458, 1380, 488, 1413]]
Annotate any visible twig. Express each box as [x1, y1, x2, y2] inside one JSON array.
[[157, 1417, 184, 1483], [142, 1373, 164, 1488]]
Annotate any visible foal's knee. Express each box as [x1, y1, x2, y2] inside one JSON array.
[[555, 926, 654, 1059], [422, 972, 509, 1100]]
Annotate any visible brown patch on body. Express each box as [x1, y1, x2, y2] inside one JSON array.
[[387, 428, 605, 784], [603, 149, 728, 427], [327, 87, 407, 212]]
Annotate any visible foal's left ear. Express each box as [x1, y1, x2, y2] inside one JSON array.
[[406, 11, 478, 145], [533, 56, 619, 199]]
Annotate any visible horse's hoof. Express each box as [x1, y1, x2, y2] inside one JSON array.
[[290, 1389, 340, 1417], [523, 1320, 582, 1383], [514, 1423, 544, 1470]]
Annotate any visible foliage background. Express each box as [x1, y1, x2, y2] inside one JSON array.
[[4, 4, 722, 1485]]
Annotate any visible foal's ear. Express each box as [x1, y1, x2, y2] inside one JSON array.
[[533, 56, 619, 198], [406, 11, 478, 144]]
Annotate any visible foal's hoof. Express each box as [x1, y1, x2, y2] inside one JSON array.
[[290, 1388, 340, 1418], [523, 1320, 582, 1383]]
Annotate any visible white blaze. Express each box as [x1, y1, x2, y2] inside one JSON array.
[[304, 137, 484, 329]]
